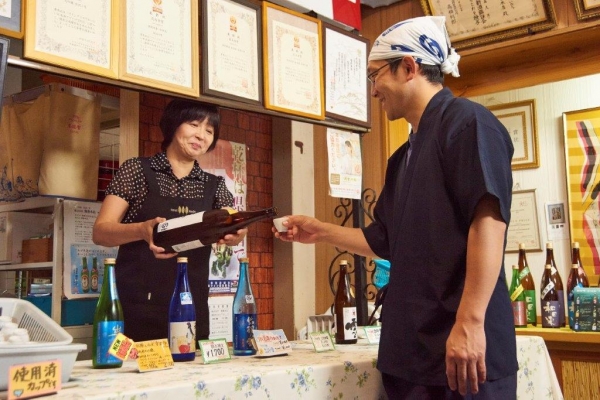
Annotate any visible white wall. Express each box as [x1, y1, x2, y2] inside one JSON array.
[[470, 73, 600, 300]]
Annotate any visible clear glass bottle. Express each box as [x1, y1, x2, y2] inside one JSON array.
[[334, 260, 358, 344], [509, 264, 527, 328], [545, 242, 565, 327], [540, 264, 560, 328], [168, 257, 196, 362], [92, 257, 124, 368], [232, 257, 257, 355], [81, 256, 90, 293], [91, 256, 99, 292], [567, 263, 585, 329], [517, 243, 537, 326]]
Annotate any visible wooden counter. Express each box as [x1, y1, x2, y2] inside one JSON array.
[[516, 326, 600, 399]]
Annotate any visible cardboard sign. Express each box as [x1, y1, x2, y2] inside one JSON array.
[[198, 339, 231, 364], [134, 339, 175, 372], [252, 329, 292, 357], [308, 331, 336, 352], [108, 333, 135, 360], [8, 360, 61, 400], [363, 326, 381, 344]]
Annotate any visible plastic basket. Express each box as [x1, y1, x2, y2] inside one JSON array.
[[0, 298, 73, 346], [373, 259, 390, 289]]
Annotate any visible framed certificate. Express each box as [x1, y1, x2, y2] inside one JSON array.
[[506, 189, 542, 253], [262, 1, 324, 120], [323, 23, 370, 128], [420, 0, 557, 49], [24, 0, 118, 78], [120, 0, 199, 97], [202, 0, 262, 105], [0, 0, 24, 39], [573, 0, 600, 20]]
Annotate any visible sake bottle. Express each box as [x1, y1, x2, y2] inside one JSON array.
[[91, 256, 99, 292], [540, 264, 560, 328], [517, 243, 537, 326], [545, 242, 565, 327], [154, 207, 278, 253], [334, 260, 358, 344], [571, 242, 590, 287], [232, 257, 257, 355], [168, 257, 196, 362], [509, 265, 527, 328], [92, 258, 124, 369], [81, 256, 90, 293], [567, 263, 585, 329]]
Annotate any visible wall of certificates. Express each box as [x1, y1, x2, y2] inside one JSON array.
[[16, 0, 370, 129]]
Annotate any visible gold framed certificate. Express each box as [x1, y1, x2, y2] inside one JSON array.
[[573, 0, 600, 20], [120, 0, 199, 97], [0, 0, 24, 39], [24, 0, 118, 78], [201, 0, 262, 105], [420, 0, 557, 49], [262, 1, 324, 120], [323, 22, 370, 128]]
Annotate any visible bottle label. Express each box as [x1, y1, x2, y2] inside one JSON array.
[[157, 211, 205, 232], [244, 294, 254, 304], [512, 300, 527, 326], [169, 321, 196, 354], [341, 307, 358, 340], [550, 266, 558, 275], [524, 289, 536, 324], [179, 292, 193, 305], [91, 274, 98, 292], [233, 313, 256, 352], [510, 284, 524, 302], [172, 239, 205, 252], [541, 281, 555, 298], [518, 267, 530, 281], [541, 300, 560, 327], [95, 321, 124, 365], [81, 274, 89, 292]]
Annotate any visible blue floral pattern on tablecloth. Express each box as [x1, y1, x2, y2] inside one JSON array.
[[516, 336, 563, 400]]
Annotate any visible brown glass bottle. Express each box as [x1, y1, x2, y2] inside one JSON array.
[[545, 242, 565, 327], [334, 260, 357, 344], [153, 207, 277, 253], [566, 263, 585, 330], [571, 242, 590, 287], [517, 243, 537, 326], [540, 264, 560, 328]]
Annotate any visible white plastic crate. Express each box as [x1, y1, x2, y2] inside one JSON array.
[[0, 298, 72, 346]]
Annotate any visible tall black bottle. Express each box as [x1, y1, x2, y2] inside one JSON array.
[[334, 260, 357, 344], [168, 257, 196, 362]]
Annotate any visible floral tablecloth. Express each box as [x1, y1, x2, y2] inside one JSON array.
[[516, 335, 563, 400], [47, 341, 386, 400]]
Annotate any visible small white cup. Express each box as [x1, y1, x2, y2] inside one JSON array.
[[273, 217, 288, 233]]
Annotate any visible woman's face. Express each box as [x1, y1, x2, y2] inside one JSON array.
[[170, 118, 215, 159]]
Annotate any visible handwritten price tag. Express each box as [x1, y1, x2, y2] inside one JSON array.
[[8, 360, 61, 400], [134, 339, 175, 372], [308, 331, 335, 352], [363, 326, 381, 344], [198, 339, 231, 364], [253, 329, 292, 357]]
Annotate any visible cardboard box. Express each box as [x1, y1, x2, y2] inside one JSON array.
[[573, 287, 600, 332], [21, 237, 53, 263], [0, 212, 53, 264]]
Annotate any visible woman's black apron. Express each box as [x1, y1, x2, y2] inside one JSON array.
[[115, 158, 216, 342]]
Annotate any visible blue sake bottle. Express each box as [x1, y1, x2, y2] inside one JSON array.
[[232, 257, 257, 356], [168, 257, 196, 362], [92, 257, 124, 369]]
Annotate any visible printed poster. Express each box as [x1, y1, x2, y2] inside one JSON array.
[[327, 128, 362, 199]]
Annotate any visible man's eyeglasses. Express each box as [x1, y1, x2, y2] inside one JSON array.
[[367, 57, 403, 84]]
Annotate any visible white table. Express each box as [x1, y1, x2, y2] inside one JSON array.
[[516, 335, 563, 400]]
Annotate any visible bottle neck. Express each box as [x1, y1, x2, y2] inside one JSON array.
[[238, 262, 252, 293], [177, 262, 190, 291], [103, 265, 119, 299]]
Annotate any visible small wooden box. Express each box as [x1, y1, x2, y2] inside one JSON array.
[[21, 238, 53, 263]]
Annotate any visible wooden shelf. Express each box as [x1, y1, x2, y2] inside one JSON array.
[[516, 326, 600, 351]]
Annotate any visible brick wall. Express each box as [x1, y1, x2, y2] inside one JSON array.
[[139, 93, 275, 330]]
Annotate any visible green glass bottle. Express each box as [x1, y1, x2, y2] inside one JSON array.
[[92, 258, 124, 369], [509, 264, 527, 328]]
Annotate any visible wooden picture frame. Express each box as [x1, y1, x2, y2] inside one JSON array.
[[420, 0, 557, 49], [0, 0, 24, 39], [24, 0, 118, 78], [487, 100, 539, 170], [506, 189, 542, 253], [573, 0, 600, 20], [120, 0, 199, 97], [201, 0, 262, 105], [563, 105, 600, 280], [322, 22, 370, 128], [262, 1, 324, 120]]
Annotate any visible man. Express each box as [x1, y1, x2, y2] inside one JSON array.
[[276, 16, 517, 399]]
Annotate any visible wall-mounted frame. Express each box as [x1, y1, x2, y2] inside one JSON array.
[[419, 0, 557, 49], [201, 0, 262, 105], [573, 0, 600, 20], [262, 1, 324, 120], [0, 37, 9, 118], [487, 100, 539, 170], [563, 105, 600, 280], [120, 0, 199, 97], [323, 22, 370, 128], [506, 189, 542, 253], [24, 0, 118, 78], [0, 0, 23, 39]]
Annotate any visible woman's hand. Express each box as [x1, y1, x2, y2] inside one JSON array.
[[144, 217, 179, 259]]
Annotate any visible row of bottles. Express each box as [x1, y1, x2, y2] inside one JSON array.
[[80, 256, 100, 293], [509, 241, 590, 329], [92, 255, 259, 368]]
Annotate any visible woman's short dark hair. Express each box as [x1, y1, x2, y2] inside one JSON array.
[[159, 99, 221, 152]]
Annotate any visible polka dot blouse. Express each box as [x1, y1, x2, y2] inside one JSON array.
[[106, 152, 234, 223]]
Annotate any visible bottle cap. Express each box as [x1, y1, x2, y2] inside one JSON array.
[[546, 241, 553, 249], [340, 260, 348, 265], [573, 242, 580, 248], [519, 243, 525, 249], [177, 257, 188, 263], [104, 258, 116, 264], [512, 264, 518, 269], [240, 257, 249, 263]]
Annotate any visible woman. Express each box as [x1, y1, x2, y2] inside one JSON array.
[[93, 99, 246, 341]]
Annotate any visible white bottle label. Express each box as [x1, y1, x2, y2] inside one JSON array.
[[341, 307, 357, 340], [169, 321, 196, 355], [245, 294, 254, 303], [179, 292, 193, 305], [172, 240, 205, 252], [157, 211, 205, 232]]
